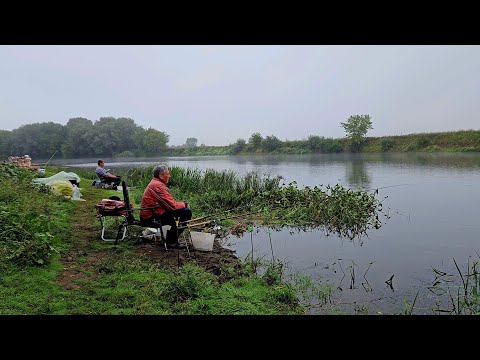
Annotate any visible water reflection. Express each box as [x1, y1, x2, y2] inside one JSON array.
[[54, 152, 480, 173], [345, 159, 371, 189]]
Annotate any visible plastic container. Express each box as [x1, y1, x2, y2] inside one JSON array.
[[72, 184, 81, 200], [142, 226, 172, 241], [190, 231, 215, 251]]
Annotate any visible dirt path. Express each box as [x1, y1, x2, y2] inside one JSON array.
[[58, 189, 111, 290], [58, 184, 242, 290]]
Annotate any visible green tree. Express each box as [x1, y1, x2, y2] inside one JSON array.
[[11, 122, 66, 158], [340, 114, 373, 151], [263, 135, 282, 152], [85, 117, 141, 156], [62, 117, 94, 157], [380, 138, 394, 152], [138, 128, 170, 154], [230, 138, 246, 154], [0, 130, 13, 158], [248, 132, 263, 149], [308, 135, 324, 152], [308, 135, 343, 153], [185, 138, 198, 148]]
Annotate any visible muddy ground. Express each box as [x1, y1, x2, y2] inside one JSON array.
[[135, 239, 240, 276]]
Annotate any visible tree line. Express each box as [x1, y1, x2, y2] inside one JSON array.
[[0, 115, 373, 159], [0, 117, 171, 159], [229, 115, 372, 154]]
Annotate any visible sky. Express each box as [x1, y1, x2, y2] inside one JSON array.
[[0, 45, 479, 146]]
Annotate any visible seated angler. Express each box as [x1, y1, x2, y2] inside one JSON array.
[[140, 164, 192, 248], [95, 160, 121, 188]]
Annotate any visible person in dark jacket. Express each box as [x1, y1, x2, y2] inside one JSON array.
[[140, 164, 191, 247]]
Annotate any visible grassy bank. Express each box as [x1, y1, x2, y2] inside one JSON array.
[[0, 164, 305, 314], [159, 129, 480, 156], [363, 130, 480, 152], [0, 164, 73, 313]]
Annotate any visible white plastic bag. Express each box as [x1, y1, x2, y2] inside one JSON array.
[[71, 184, 82, 200]]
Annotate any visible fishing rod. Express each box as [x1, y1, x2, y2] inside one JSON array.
[[179, 214, 243, 230], [127, 201, 284, 226], [371, 183, 412, 191], [44, 149, 59, 168], [184, 204, 287, 225], [183, 204, 253, 224], [183, 199, 297, 225], [178, 203, 292, 230]]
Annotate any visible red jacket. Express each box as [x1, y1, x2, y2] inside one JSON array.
[[140, 178, 186, 220]]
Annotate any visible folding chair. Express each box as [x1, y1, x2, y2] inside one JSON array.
[[115, 180, 190, 253], [95, 197, 129, 242]]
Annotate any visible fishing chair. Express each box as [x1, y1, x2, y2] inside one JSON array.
[[93, 168, 121, 189], [112, 181, 191, 253], [92, 176, 116, 189]]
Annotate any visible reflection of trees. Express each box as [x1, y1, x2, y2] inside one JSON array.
[[231, 155, 249, 165], [346, 159, 371, 189], [232, 155, 284, 166], [363, 152, 480, 170]]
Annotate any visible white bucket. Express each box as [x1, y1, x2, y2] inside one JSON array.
[[190, 231, 215, 251]]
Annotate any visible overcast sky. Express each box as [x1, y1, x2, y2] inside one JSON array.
[[0, 45, 479, 146]]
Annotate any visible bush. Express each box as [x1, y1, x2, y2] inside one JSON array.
[[0, 207, 56, 267], [380, 138, 394, 151], [230, 139, 246, 154], [0, 166, 62, 267], [416, 136, 432, 148], [262, 262, 283, 286], [263, 135, 282, 152], [307, 136, 343, 153]]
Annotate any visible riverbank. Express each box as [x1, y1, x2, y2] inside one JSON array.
[[0, 164, 305, 314], [0, 164, 383, 314], [159, 129, 480, 156]]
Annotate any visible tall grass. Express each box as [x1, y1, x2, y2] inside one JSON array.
[[119, 166, 383, 239], [430, 255, 480, 315], [61, 164, 384, 238], [0, 164, 73, 267]]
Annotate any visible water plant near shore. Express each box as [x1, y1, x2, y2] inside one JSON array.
[[123, 166, 384, 239]]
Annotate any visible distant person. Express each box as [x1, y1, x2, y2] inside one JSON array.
[[140, 164, 192, 248], [95, 160, 121, 187]]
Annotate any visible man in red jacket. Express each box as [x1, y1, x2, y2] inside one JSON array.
[[140, 164, 192, 248]]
